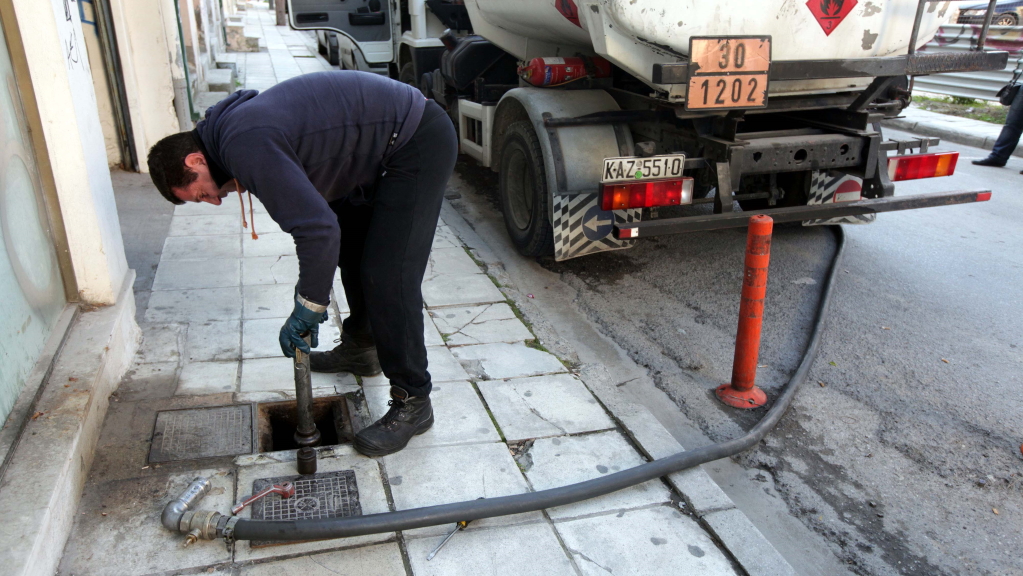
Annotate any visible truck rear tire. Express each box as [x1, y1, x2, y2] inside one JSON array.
[[399, 62, 417, 86], [499, 121, 554, 257]]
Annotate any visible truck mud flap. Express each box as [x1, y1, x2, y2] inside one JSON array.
[[803, 170, 875, 227], [553, 193, 641, 261]]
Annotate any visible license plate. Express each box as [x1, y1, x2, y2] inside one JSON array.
[[686, 36, 771, 111], [601, 154, 686, 184]]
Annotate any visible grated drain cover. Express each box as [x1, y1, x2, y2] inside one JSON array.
[[149, 405, 253, 463], [249, 470, 362, 547]]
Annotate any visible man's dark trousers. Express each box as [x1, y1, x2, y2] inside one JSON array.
[[991, 86, 1023, 162], [329, 100, 456, 398]]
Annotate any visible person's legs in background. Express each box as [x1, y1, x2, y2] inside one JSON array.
[[973, 87, 1023, 167], [353, 101, 458, 456], [309, 200, 382, 375]]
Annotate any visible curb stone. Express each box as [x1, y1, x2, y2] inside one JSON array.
[[705, 508, 799, 576], [439, 202, 798, 576]]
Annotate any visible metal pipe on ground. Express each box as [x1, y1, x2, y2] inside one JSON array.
[[161, 477, 211, 532]]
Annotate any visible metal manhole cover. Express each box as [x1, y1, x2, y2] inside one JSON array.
[[149, 405, 253, 463], [250, 470, 361, 547]]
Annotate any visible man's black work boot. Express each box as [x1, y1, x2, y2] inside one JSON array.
[[354, 386, 433, 456], [309, 332, 381, 375], [972, 156, 1007, 167]]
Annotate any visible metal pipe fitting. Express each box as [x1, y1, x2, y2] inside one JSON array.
[[161, 477, 212, 531], [180, 509, 224, 547]]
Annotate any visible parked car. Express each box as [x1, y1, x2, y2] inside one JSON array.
[[316, 30, 340, 66], [957, 1, 1023, 25]]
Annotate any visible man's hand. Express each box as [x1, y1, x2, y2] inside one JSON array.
[[279, 292, 329, 358]]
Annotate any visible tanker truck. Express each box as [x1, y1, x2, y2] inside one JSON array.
[[288, 0, 1007, 260]]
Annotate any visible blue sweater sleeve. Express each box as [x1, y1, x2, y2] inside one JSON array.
[[221, 128, 339, 305]]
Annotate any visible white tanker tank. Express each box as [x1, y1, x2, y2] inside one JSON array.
[[464, 0, 955, 96], [288, 0, 1004, 264]]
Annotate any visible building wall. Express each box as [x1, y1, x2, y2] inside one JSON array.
[[78, 1, 123, 168], [0, 5, 67, 429], [12, 0, 129, 304], [181, 0, 206, 91], [161, 0, 193, 130], [108, 0, 182, 172]]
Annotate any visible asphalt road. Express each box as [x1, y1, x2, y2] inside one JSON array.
[[445, 129, 1022, 576]]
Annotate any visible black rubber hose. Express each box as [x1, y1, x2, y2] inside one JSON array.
[[233, 226, 846, 542]]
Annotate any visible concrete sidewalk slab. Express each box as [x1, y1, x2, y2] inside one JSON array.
[[240, 543, 406, 575], [427, 246, 483, 276], [242, 254, 299, 285], [136, 323, 183, 363], [426, 345, 471, 382], [431, 302, 534, 346], [554, 506, 738, 576], [447, 317, 534, 346], [152, 258, 240, 290], [525, 431, 672, 520], [184, 319, 241, 362], [242, 284, 295, 319], [451, 342, 568, 380], [242, 232, 295, 257], [177, 360, 238, 395], [431, 225, 461, 249], [169, 214, 243, 236], [405, 522, 577, 576], [383, 442, 543, 538], [422, 272, 505, 308], [58, 469, 235, 576], [146, 287, 242, 322], [477, 374, 614, 441], [430, 302, 517, 332], [162, 234, 241, 260]]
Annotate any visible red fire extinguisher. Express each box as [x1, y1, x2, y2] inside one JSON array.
[[518, 56, 612, 86]]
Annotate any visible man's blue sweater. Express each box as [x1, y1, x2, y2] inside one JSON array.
[[192, 71, 426, 305]]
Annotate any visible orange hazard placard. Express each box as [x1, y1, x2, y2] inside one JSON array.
[[688, 74, 769, 109], [686, 36, 771, 111]]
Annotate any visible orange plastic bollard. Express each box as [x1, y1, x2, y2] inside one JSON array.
[[716, 215, 773, 409]]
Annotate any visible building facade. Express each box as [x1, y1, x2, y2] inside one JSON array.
[[0, 1, 228, 573]]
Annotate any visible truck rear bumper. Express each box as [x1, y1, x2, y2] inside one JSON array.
[[614, 190, 991, 238]]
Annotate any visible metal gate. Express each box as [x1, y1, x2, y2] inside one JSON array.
[[915, 24, 1023, 100]]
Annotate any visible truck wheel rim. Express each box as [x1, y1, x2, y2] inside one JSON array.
[[506, 147, 534, 231]]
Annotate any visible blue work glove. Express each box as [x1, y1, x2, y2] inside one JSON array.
[[279, 291, 329, 358]]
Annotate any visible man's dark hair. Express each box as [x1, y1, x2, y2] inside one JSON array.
[[147, 132, 201, 205]]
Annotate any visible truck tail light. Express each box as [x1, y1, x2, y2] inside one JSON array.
[[887, 152, 958, 181], [601, 178, 694, 211]]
